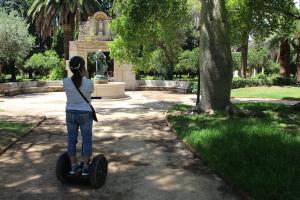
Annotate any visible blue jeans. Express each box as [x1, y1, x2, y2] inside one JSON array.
[[66, 110, 93, 158]]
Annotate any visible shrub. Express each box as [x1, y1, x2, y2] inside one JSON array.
[[231, 77, 263, 89], [188, 81, 198, 94], [24, 50, 64, 79], [48, 63, 65, 80], [0, 73, 6, 83]]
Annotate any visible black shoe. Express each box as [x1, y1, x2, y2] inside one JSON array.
[[69, 163, 81, 175], [81, 164, 90, 176]]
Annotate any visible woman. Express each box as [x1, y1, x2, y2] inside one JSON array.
[[63, 56, 94, 176]]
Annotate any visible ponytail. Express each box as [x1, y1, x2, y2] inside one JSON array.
[[69, 56, 85, 88], [71, 72, 83, 88]]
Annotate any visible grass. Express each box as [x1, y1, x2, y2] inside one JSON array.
[[0, 121, 33, 148], [167, 103, 300, 200], [231, 86, 300, 100]]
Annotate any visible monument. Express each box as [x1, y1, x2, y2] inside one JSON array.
[[68, 11, 136, 98], [94, 50, 108, 84]]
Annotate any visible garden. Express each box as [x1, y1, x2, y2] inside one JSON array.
[[0, 0, 300, 200]]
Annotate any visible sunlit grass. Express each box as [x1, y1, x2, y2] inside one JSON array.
[[231, 86, 300, 100], [167, 103, 300, 200]]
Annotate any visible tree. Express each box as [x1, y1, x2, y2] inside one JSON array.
[[198, 0, 233, 111], [175, 48, 199, 77], [0, 9, 34, 81], [291, 20, 300, 82], [0, 0, 33, 16], [28, 0, 101, 60], [227, 0, 297, 77], [97, 0, 113, 14], [109, 0, 190, 80], [24, 50, 63, 78]]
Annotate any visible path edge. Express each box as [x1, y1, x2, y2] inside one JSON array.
[[0, 115, 47, 155]]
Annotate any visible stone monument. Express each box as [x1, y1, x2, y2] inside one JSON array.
[[68, 11, 136, 98], [94, 50, 108, 84]]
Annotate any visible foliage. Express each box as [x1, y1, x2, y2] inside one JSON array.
[[0, 10, 34, 63], [0, 0, 33, 17], [264, 60, 280, 75], [28, 0, 102, 39], [110, 0, 190, 80], [0, 9, 34, 80], [232, 48, 279, 74], [231, 75, 297, 89], [231, 77, 266, 88], [247, 48, 268, 69], [175, 48, 199, 74], [0, 73, 6, 83], [232, 52, 241, 70], [188, 81, 198, 94], [226, 0, 298, 45], [184, 75, 298, 93], [168, 103, 300, 200], [182, 0, 201, 50], [24, 50, 64, 79], [51, 26, 64, 57], [97, 0, 114, 15], [48, 65, 65, 80]]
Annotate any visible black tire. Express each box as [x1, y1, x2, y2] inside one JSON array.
[[56, 152, 70, 183], [89, 154, 108, 188]]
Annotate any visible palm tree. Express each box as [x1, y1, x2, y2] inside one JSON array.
[[28, 0, 101, 60], [292, 21, 300, 83], [265, 33, 292, 79]]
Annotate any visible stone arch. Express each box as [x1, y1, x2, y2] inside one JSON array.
[[92, 11, 110, 21]]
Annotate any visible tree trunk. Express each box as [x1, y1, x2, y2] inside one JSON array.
[[9, 61, 16, 82], [279, 38, 290, 78], [28, 71, 33, 79], [198, 0, 233, 111], [166, 66, 173, 80], [63, 23, 73, 60], [296, 36, 300, 83], [253, 68, 256, 77], [240, 33, 249, 78]]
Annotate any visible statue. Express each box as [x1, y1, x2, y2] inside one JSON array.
[[94, 50, 108, 83], [98, 20, 104, 36]]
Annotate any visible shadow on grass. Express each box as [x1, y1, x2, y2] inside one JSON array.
[[281, 97, 300, 101], [168, 103, 300, 200]]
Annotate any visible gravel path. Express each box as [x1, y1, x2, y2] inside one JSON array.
[[0, 91, 242, 200]]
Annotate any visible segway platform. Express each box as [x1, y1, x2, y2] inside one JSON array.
[[56, 152, 108, 188]]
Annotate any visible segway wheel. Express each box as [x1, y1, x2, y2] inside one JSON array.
[[56, 152, 71, 183], [89, 154, 108, 188]]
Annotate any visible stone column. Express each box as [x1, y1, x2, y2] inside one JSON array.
[[103, 20, 110, 36], [89, 18, 97, 36]]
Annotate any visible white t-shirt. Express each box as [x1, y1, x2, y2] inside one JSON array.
[[63, 77, 94, 112]]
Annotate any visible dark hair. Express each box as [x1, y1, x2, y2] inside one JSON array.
[[69, 56, 85, 88]]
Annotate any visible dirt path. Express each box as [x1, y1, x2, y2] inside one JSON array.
[[0, 91, 240, 200]]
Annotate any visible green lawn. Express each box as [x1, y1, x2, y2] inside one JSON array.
[[0, 121, 33, 149], [231, 86, 300, 100], [167, 103, 300, 200]]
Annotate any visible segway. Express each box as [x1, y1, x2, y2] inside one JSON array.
[[56, 152, 108, 188]]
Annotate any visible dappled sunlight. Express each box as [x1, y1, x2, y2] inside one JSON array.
[[0, 92, 239, 199], [5, 174, 41, 188]]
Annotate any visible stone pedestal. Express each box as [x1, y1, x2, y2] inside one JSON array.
[[94, 80, 108, 84], [92, 82, 126, 99]]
